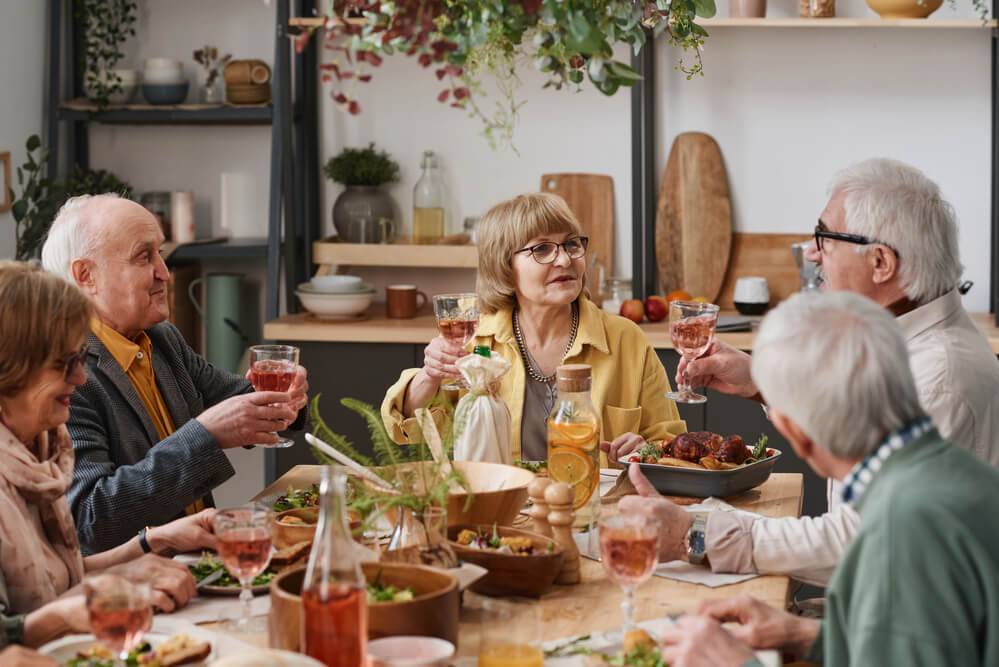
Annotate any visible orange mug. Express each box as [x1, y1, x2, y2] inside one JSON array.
[[386, 285, 428, 319]]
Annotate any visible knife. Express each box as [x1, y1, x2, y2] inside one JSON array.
[[195, 568, 226, 590]]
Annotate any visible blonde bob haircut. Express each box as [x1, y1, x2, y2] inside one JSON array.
[[0, 261, 94, 396], [476, 192, 587, 314]]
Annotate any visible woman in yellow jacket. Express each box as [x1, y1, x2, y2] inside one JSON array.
[[381, 193, 685, 463]]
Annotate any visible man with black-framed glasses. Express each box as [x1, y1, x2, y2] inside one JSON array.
[[650, 158, 999, 587]]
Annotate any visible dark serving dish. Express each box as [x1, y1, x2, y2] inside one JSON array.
[[619, 449, 782, 498]]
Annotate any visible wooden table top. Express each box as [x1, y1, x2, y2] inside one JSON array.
[[265, 306, 999, 354], [208, 473, 803, 656]]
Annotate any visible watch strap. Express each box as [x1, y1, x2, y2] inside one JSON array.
[[687, 512, 708, 566], [138, 526, 153, 554]]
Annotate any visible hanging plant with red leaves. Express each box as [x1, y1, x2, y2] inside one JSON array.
[[294, 0, 715, 148]]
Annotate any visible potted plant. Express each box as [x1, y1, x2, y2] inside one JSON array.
[[323, 143, 400, 243]]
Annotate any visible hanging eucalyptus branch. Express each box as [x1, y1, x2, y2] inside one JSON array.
[[76, 0, 138, 110]]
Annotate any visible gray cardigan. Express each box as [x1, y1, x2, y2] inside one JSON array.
[[67, 322, 249, 554]]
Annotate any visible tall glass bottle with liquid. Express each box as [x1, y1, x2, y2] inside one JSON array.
[[413, 150, 445, 244], [546, 364, 600, 529], [301, 466, 366, 667]]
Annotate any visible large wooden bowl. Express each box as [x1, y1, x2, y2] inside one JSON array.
[[447, 524, 564, 597], [269, 508, 363, 549], [269, 563, 460, 651]]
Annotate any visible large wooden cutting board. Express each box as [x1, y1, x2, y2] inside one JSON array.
[[540, 173, 614, 291], [716, 233, 812, 309], [656, 133, 732, 300]]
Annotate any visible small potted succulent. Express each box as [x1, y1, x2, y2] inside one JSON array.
[[324, 143, 400, 243]]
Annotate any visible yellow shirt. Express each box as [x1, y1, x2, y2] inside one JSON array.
[[381, 298, 686, 463], [91, 319, 205, 514]]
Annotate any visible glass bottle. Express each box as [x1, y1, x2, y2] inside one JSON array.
[[546, 364, 600, 529], [301, 466, 367, 667], [473, 345, 491, 358], [413, 150, 445, 244], [602, 278, 633, 316], [384, 506, 458, 569]]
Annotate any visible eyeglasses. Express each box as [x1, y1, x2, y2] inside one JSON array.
[[58, 344, 89, 380], [814, 221, 899, 258], [514, 236, 589, 265]]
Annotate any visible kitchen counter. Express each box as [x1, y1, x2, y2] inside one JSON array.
[[264, 306, 999, 354]]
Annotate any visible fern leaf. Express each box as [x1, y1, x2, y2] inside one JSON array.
[[341, 397, 404, 468], [309, 394, 374, 467]]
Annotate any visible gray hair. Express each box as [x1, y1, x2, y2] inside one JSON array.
[[751, 291, 924, 461], [829, 158, 962, 304], [41, 193, 121, 283]]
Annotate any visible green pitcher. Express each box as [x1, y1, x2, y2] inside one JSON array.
[[188, 272, 245, 373]]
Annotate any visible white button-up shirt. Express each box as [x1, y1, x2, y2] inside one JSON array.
[[705, 289, 999, 586]]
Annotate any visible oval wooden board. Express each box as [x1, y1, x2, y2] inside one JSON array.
[[655, 133, 733, 300], [541, 173, 614, 292]]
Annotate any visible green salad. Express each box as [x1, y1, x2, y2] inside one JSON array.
[[188, 552, 275, 588], [273, 484, 320, 512], [67, 641, 151, 667]]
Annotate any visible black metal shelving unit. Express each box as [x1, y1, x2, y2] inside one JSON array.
[[43, 0, 321, 324], [631, 21, 999, 318]]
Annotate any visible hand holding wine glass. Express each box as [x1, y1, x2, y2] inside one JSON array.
[[84, 575, 152, 664], [432, 293, 480, 391], [666, 301, 720, 404], [213, 506, 273, 632], [248, 345, 301, 448]]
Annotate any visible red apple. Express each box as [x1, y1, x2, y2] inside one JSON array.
[[644, 295, 668, 322], [619, 299, 644, 324]]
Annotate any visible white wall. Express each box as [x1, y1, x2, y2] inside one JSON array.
[[0, 1, 46, 258]]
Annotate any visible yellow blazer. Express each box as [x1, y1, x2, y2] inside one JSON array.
[[380, 298, 686, 462]]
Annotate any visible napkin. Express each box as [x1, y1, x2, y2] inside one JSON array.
[[162, 593, 272, 624]]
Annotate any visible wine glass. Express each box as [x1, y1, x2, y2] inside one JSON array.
[[477, 596, 543, 667], [666, 300, 720, 404], [214, 505, 273, 632], [598, 512, 659, 635], [249, 344, 300, 448], [432, 293, 479, 391], [84, 575, 152, 664]]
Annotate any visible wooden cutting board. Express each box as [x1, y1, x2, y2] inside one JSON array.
[[716, 232, 812, 309], [655, 133, 732, 300], [540, 173, 614, 290]]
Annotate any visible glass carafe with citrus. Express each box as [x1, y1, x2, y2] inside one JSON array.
[[547, 364, 600, 528]]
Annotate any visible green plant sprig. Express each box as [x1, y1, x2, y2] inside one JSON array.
[[75, 0, 137, 111]]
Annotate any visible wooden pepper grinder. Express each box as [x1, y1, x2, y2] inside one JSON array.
[[527, 477, 553, 538], [545, 481, 580, 585]]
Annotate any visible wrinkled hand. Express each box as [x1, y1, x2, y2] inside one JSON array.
[[659, 616, 756, 667], [0, 646, 59, 667], [600, 432, 645, 466], [102, 554, 196, 613], [616, 463, 693, 562], [197, 392, 298, 449], [147, 509, 218, 557], [420, 335, 467, 382], [699, 595, 820, 658], [247, 365, 308, 411], [678, 341, 758, 399], [50, 594, 90, 635]]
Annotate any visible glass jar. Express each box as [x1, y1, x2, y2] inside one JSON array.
[[413, 150, 446, 244], [383, 506, 458, 569], [547, 364, 600, 529], [601, 277, 633, 316]]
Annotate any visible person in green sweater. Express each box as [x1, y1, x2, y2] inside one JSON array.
[[630, 290, 999, 667]]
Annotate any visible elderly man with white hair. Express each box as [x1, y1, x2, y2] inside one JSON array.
[[628, 291, 999, 666], [650, 158, 999, 586], [41, 194, 308, 554]]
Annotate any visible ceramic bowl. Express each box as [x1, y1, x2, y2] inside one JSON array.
[[143, 57, 183, 72], [269, 563, 460, 651], [143, 82, 189, 105], [309, 275, 364, 293], [367, 636, 455, 667], [296, 288, 374, 319], [143, 70, 186, 86], [447, 524, 563, 597]]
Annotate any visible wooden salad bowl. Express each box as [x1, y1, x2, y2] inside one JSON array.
[[269, 562, 460, 651], [447, 524, 564, 597], [269, 507, 363, 549]]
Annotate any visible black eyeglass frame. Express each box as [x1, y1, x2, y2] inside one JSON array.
[[813, 221, 900, 258], [513, 236, 589, 265], [59, 344, 90, 380]]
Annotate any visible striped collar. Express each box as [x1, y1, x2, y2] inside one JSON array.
[[840, 416, 934, 505]]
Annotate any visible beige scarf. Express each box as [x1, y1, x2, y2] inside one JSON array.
[[0, 422, 85, 613]]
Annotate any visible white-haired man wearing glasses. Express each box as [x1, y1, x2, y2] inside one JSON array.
[[648, 158, 999, 586], [633, 291, 999, 666]]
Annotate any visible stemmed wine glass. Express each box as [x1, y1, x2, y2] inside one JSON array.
[[249, 344, 300, 448], [84, 575, 152, 665], [214, 505, 273, 632], [432, 293, 480, 391], [598, 512, 660, 635], [666, 300, 720, 404]]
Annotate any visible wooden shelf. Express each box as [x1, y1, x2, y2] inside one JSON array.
[[289, 16, 367, 29], [701, 17, 996, 28], [58, 99, 272, 125], [313, 241, 478, 269]]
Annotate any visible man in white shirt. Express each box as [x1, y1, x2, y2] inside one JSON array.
[[643, 158, 999, 586]]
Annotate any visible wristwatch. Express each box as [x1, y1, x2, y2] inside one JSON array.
[[686, 513, 708, 565], [138, 526, 153, 554]]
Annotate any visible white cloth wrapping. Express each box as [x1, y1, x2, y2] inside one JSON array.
[[452, 353, 512, 464]]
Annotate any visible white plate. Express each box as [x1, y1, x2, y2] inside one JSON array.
[[210, 649, 327, 667]]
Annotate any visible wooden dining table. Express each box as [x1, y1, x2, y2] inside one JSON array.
[[207, 472, 804, 658]]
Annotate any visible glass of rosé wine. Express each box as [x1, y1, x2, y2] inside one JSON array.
[[249, 344, 300, 448], [214, 505, 273, 632], [432, 293, 480, 391], [84, 575, 152, 664], [666, 300, 720, 404], [599, 512, 660, 635]]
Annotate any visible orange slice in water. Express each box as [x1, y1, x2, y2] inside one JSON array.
[[548, 448, 597, 509]]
